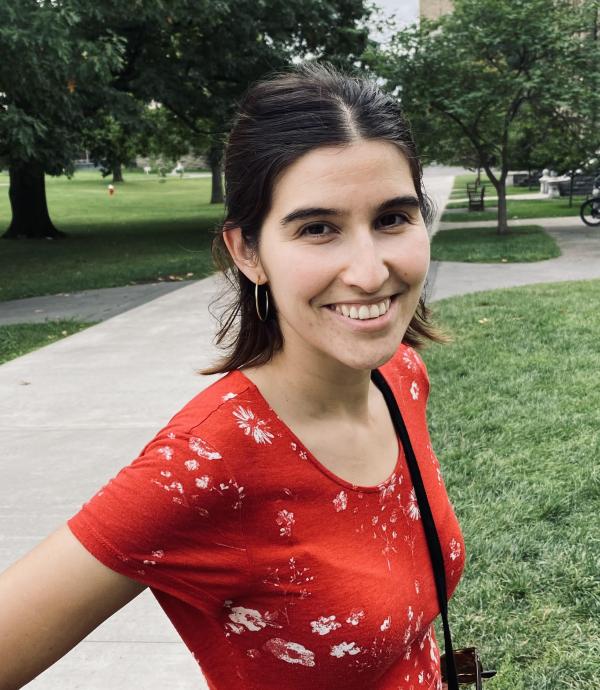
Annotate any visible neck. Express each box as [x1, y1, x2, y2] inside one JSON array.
[[243, 346, 377, 426]]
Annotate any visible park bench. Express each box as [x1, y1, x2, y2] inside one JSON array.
[[467, 183, 485, 211]]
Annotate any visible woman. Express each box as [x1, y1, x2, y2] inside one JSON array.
[[0, 62, 464, 689]]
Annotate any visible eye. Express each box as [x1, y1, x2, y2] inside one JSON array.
[[377, 212, 411, 228], [298, 223, 335, 238]]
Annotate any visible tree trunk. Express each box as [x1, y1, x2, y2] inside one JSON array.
[[2, 162, 66, 240], [112, 162, 124, 184], [496, 181, 509, 235], [208, 139, 224, 204], [568, 173, 574, 208]]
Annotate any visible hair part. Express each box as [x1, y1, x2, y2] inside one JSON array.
[[200, 61, 445, 376]]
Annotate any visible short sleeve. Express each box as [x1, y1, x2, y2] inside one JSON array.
[[67, 426, 249, 611]]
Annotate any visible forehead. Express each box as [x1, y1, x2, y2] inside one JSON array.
[[270, 140, 416, 212]]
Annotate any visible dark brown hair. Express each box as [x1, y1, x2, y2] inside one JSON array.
[[200, 61, 443, 376]]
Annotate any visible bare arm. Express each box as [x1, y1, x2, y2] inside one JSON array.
[[0, 523, 146, 690]]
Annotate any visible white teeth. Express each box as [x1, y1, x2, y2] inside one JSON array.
[[330, 296, 393, 320]]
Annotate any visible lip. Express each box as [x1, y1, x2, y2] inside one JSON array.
[[322, 295, 398, 331]]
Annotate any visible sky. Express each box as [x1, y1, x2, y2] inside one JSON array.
[[368, 0, 420, 43]]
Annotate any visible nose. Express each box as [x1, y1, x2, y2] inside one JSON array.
[[339, 230, 390, 294]]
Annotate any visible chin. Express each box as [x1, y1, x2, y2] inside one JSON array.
[[329, 343, 401, 373]]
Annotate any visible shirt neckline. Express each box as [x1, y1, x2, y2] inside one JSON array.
[[231, 366, 403, 494]]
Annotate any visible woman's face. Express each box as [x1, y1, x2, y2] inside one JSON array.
[[254, 139, 431, 373]]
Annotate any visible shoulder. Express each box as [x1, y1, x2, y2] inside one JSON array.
[[379, 344, 430, 403], [88, 371, 256, 516], [131, 369, 275, 490], [160, 369, 253, 436]]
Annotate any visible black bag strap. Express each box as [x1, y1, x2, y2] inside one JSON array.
[[371, 368, 460, 690]]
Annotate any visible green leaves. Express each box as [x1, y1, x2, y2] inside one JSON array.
[[0, 0, 126, 170], [369, 0, 599, 232]]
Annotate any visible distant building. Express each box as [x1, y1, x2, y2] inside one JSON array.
[[420, 0, 454, 20]]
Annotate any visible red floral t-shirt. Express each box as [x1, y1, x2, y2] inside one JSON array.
[[67, 344, 465, 690]]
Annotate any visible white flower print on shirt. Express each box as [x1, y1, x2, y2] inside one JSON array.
[[276, 509, 295, 537], [184, 459, 199, 471], [226, 605, 282, 633], [151, 478, 184, 495], [157, 445, 174, 461], [210, 477, 245, 510], [222, 392, 237, 401], [333, 490, 348, 512], [410, 381, 420, 400], [261, 557, 314, 625], [449, 537, 462, 561], [233, 405, 275, 445], [310, 615, 341, 636], [380, 616, 391, 632], [189, 435, 222, 460], [402, 350, 418, 372], [195, 475, 210, 489], [378, 472, 402, 503], [346, 610, 365, 626], [330, 641, 361, 658], [264, 638, 316, 667], [290, 441, 308, 460], [407, 487, 421, 520]]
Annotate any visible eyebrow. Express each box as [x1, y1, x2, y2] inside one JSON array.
[[279, 195, 421, 227]]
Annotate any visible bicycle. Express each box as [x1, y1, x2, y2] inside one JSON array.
[[580, 174, 600, 226]]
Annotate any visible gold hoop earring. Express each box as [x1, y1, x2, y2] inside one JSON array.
[[254, 281, 269, 322]]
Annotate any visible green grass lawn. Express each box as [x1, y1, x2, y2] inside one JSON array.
[[0, 170, 222, 301], [427, 279, 600, 690], [0, 319, 97, 364], [431, 225, 561, 263], [441, 197, 585, 223]]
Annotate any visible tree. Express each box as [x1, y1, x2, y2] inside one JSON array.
[[2, 0, 374, 237], [369, 0, 600, 234], [0, 1, 124, 239], [82, 96, 148, 183], [104, 0, 373, 205]]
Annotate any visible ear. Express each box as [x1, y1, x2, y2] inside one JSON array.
[[222, 227, 266, 283]]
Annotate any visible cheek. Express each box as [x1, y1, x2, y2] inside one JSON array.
[[395, 235, 430, 283], [265, 250, 332, 308]]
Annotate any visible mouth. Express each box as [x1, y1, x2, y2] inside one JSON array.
[[324, 296, 394, 321]]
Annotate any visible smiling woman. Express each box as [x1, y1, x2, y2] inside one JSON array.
[[0, 62, 467, 690], [205, 63, 442, 375]]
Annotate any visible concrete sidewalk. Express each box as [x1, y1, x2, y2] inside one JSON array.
[[428, 217, 600, 301], [1, 166, 599, 689]]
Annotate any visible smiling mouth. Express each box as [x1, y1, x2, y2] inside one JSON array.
[[325, 296, 393, 321]]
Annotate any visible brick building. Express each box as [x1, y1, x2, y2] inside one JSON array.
[[419, 0, 454, 20]]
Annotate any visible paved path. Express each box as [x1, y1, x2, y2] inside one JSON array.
[[449, 191, 546, 204], [0, 280, 196, 326], [1, 165, 599, 689], [428, 217, 600, 301]]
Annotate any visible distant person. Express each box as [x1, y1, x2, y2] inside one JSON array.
[[0, 62, 465, 690]]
